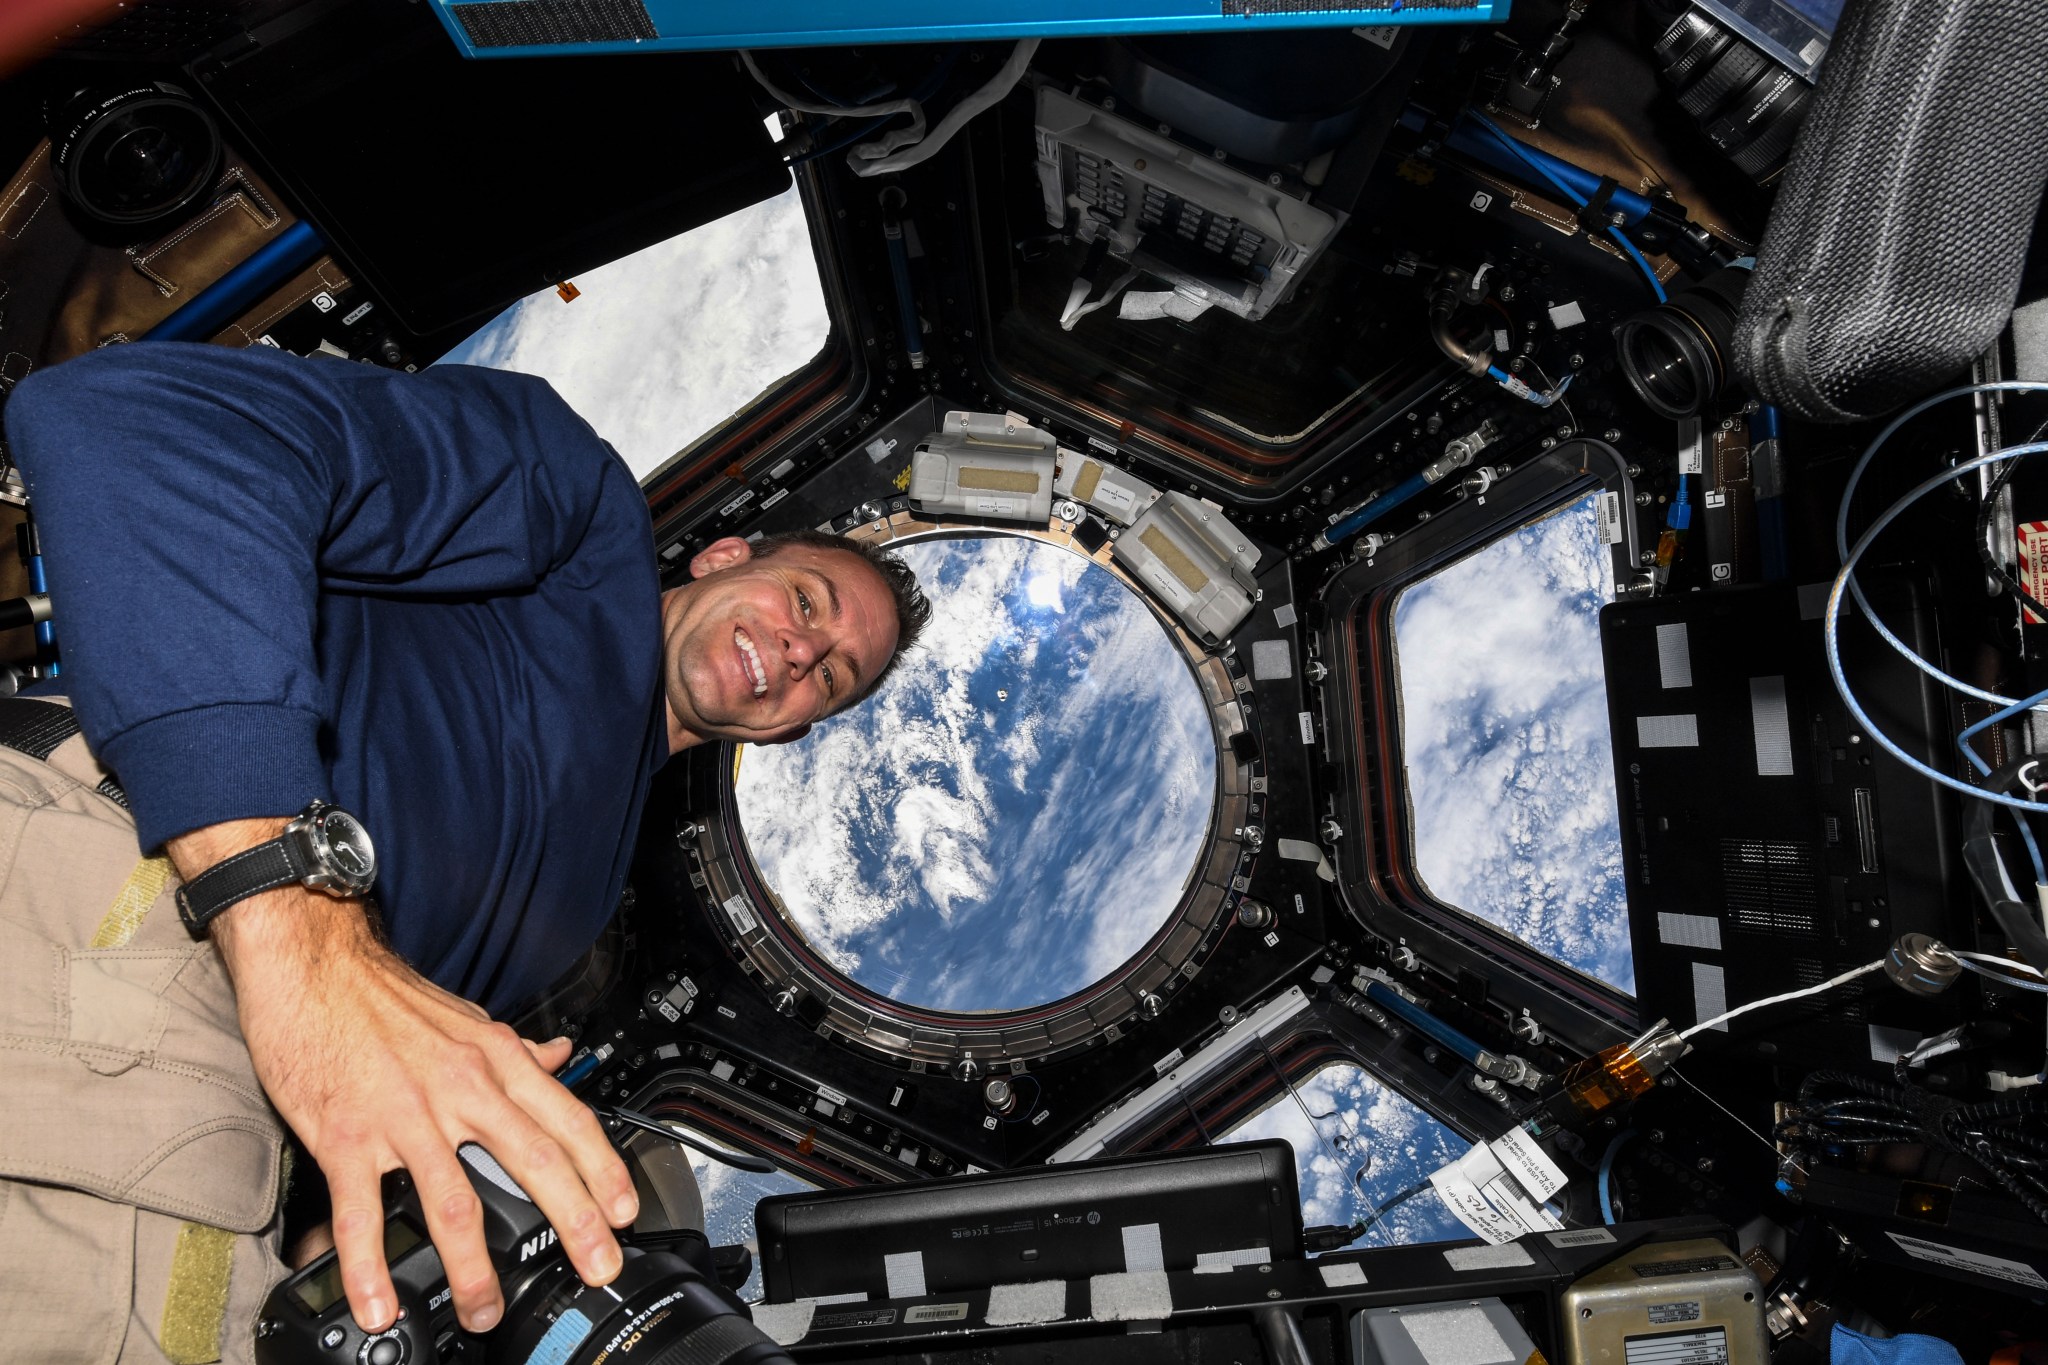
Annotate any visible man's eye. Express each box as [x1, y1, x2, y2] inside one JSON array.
[[797, 589, 813, 619], [822, 664, 835, 696]]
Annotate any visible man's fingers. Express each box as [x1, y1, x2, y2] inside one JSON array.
[[471, 1101, 623, 1289], [406, 1141, 504, 1333], [326, 1157, 399, 1334], [499, 1051, 638, 1229], [522, 1034, 574, 1071]]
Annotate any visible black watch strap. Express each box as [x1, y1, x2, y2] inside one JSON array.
[[176, 836, 307, 935]]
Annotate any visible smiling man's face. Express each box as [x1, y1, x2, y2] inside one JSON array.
[[659, 535, 902, 751]]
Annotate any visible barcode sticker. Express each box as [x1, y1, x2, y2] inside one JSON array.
[[1598, 491, 1625, 545]]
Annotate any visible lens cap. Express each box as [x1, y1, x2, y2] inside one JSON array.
[[46, 81, 223, 237]]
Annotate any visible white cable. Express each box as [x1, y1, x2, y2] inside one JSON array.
[[739, 51, 930, 158], [1834, 381, 2048, 708], [1958, 957, 2048, 994], [1825, 440, 2048, 813], [1678, 959, 1886, 1040], [848, 39, 1039, 177], [1957, 949, 2048, 978]]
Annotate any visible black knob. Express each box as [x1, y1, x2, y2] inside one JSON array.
[[366, 1336, 406, 1365]]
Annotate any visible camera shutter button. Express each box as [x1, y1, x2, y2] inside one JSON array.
[[360, 1334, 406, 1365]]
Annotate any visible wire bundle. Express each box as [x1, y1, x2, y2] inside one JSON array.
[[1776, 1071, 2048, 1225]]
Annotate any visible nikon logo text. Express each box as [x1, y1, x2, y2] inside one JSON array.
[[521, 1228, 559, 1262]]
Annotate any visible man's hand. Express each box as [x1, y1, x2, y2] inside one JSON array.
[[166, 818, 639, 1336]]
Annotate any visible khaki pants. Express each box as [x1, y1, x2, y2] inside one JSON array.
[[0, 703, 288, 1364]]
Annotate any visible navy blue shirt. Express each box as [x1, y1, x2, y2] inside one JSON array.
[[8, 344, 668, 1014]]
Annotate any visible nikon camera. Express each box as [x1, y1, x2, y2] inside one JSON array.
[[255, 1142, 792, 1365]]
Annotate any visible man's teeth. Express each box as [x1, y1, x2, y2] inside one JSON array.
[[735, 629, 767, 696]]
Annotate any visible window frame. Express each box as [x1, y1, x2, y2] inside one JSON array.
[[1319, 441, 1646, 1056]]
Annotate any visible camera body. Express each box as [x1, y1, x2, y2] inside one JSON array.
[[256, 1143, 781, 1365]]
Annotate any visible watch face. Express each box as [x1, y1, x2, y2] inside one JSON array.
[[315, 809, 377, 890]]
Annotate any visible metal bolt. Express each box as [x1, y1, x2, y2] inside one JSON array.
[[1604, 428, 1622, 442], [1640, 550, 1658, 567], [1636, 492, 1654, 506], [1267, 1289, 1283, 1300], [1237, 898, 1275, 929], [1625, 464, 1643, 478], [1648, 1129, 1666, 1144], [1304, 660, 1329, 685], [1697, 1157, 1715, 1174], [1219, 1005, 1241, 1026], [1567, 354, 1584, 369], [1499, 285, 1516, 302], [1423, 1045, 1442, 1064], [773, 987, 801, 1017], [1512, 1015, 1543, 1045], [1268, 173, 1283, 187], [1390, 944, 1419, 972], [1610, 211, 1627, 227], [1320, 816, 1343, 843], [955, 1054, 982, 1082], [1143, 993, 1165, 1018], [984, 1077, 1016, 1113]]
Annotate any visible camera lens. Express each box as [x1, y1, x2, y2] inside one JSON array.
[[46, 82, 222, 234], [1615, 264, 1752, 420], [1652, 7, 1811, 182], [492, 1240, 794, 1365]]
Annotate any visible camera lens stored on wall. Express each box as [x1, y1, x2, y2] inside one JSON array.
[[1652, 8, 1811, 181], [44, 82, 222, 237], [1614, 263, 1752, 420]]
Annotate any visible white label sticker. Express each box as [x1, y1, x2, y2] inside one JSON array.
[[1549, 1228, 1617, 1248], [1650, 1302, 1703, 1325], [1625, 1326, 1729, 1365], [1705, 489, 1727, 509], [1193, 1247, 1270, 1274], [818, 1084, 848, 1105], [311, 291, 337, 312], [1294, 895, 1306, 915], [1154, 1048, 1184, 1076], [1428, 1146, 1526, 1245], [341, 301, 374, 326], [723, 895, 758, 935], [1472, 192, 1495, 214], [1886, 1233, 2048, 1290], [1491, 1127, 1569, 1202], [1319, 1261, 1368, 1288], [1298, 711, 1316, 744], [1549, 300, 1587, 330], [1353, 24, 1398, 47], [1598, 491, 1625, 545], [1681, 426, 1705, 475]]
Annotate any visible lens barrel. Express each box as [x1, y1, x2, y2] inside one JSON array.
[[493, 1241, 794, 1365], [1652, 7, 1810, 182], [45, 82, 222, 235], [1615, 264, 1752, 420]]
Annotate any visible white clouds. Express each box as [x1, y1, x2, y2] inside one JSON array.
[[436, 184, 829, 483], [735, 535, 1217, 1011], [1393, 495, 1635, 994]]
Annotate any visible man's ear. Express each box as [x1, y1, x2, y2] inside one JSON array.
[[689, 535, 755, 579], [758, 722, 812, 747]]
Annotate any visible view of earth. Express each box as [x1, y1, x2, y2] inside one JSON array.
[[436, 183, 828, 483], [1393, 493, 1635, 995], [736, 535, 1217, 1012], [1227, 1064, 1473, 1246]]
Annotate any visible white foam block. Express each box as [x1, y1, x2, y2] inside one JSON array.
[[750, 1302, 816, 1345], [885, 1251, 928, 1300], [1318, 1262, 1368, 1288], [1193, 1247, 1271, 1274], [1444, 1243, 1536, 1271], [1402, 1305, 1517, 1365], [985, 1280, 1069, 1327], [1090, 1270, 1173, 1321]]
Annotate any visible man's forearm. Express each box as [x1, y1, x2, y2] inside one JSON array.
[[164, 817, 380, 982]]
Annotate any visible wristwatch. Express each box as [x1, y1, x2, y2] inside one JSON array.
[[175, 800, 378, 934]]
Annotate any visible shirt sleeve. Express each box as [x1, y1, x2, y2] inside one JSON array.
[[5, 342, 633, 850]]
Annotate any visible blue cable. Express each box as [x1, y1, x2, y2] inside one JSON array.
[[1597, 1130, 1636, 1225], [1957, 685, 2048, 885], [1833, 382, 2048, 709], [1460, 110, 1666, 302], [1825, 438, 2048, 814]]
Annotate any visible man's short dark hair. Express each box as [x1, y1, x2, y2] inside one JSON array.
[[749, 529, 931, 695]]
